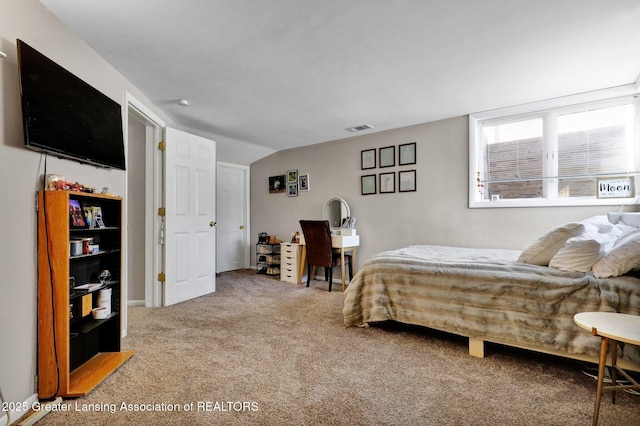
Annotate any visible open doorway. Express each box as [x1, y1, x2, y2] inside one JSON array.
[[124, 93, 165, 315]]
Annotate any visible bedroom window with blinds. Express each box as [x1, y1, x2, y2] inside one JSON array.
[[470, 92, 640, 207]]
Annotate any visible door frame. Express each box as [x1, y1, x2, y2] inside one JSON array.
[[216, 162, 251, 271], [125, 92, 165, 310]]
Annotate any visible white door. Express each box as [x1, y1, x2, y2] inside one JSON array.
[[164, 127, 216, 306], [216, 163, 249, 272]]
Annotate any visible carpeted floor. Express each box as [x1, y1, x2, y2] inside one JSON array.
[[37, 269, 639, 425]]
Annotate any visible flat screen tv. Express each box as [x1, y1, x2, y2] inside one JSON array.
[[17, 39, 126, 170]]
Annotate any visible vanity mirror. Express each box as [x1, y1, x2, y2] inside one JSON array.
[[323, 197, 350, 232]]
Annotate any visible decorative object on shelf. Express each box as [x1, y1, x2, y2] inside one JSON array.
[[98, 269, 112, 284], [287, 182, 298, 197], [379, 146, 395, 168], [287, 169, 298, 183], [361, 149, 376, 170], [82, 237, 94, 254], [597, 176, 634, 199], [92, 206, 105, 228], [69, 199, 86, 228], [399, 142, 416, 165], [299, 174, 309, 191], [399, 170, 417, 192], [83, 206, 94, 228], [380, 172, 396, 193], [361, 174, 376, 195], [45, 173, 66, 190], [269, 175, 286, 193], [70, 239, 83, 256], [258, 232, 269, 243]]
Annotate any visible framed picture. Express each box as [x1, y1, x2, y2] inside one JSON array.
[[379, 146, 395, 168], [399, 142, 416, 165], [92, 206, 105, 228], [287, 169, 298, 183], [597, 176, 634, 198], [361, 174, 376, 195], [399, 170, 417, 192], [269, 175, 286, 193], [379, 172, 395, 193], [83, 206, 94, 229], [299, 174, 310, 191], [69, 199, 86, 228], [361, 149, 376, 170], [287, 183, 298, 197]]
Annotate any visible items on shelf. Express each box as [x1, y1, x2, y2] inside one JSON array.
[[45, 173, 94, 193], [256, 236, 281, 276]]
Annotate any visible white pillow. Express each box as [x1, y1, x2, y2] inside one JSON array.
[[549, 233, 606, 272], [517, 222, 584, 266], [582, 215, 614, 234], [592, 229, 640, 278]]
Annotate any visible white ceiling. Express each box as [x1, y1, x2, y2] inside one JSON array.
[[38, 0, 640, 165]]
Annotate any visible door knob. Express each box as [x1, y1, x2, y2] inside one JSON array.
[[210, 221, 217, 227], [240, 225, 245, 229]]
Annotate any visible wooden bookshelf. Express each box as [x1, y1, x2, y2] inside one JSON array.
[[37, 190, 133, 398]]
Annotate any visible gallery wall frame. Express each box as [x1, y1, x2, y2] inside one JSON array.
[[287, 183, 298, 197], [379, 146, 395, 168], [399, 170, 417, 192], [361, 149, 376, 170], [299, 174, 310, 191], [287, 169, 298, 183], [361, 174, 376, 195], [399, 142, 416, 165], [379, 172, 395, 193], [269, 175, 286, 193]]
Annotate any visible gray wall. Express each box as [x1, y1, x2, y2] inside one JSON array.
[[0, 0, 171, 410], [250, 116, 633, 270]]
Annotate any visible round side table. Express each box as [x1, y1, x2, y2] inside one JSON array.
[[574, 312, 640, 426]]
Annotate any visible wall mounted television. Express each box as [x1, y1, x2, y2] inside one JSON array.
[[17, 39, 126, 170]]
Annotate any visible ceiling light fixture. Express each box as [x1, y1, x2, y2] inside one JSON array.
[[346, 124, 373, 132], [177, 99, 189, 107]]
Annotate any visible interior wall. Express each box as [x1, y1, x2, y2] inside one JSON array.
[[250, 115, 634, 270], [0, 0, 172, 410]]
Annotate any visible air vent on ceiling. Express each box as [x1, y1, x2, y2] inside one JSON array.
[[346, 124, 373, 132]]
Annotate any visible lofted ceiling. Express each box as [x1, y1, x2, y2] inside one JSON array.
[[38, 0, 640, 165]]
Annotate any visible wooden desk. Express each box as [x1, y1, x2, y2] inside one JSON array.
[[574, 312, 640, 426], [298, 235, 359, 291]]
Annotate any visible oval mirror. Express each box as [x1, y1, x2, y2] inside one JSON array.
[[323, 197, 350, 231]]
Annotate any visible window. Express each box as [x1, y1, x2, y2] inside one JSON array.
[[469, 89, 640, 207]]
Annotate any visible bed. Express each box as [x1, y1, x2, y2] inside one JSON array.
[[343, 213, 640, 369]]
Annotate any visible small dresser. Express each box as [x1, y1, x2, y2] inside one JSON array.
[[280, 242, 303, 284]]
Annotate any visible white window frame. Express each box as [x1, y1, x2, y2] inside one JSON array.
[[469, 84, 640, 208]]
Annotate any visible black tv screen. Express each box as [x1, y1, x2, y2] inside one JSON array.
[[17, 39, 126, 170]]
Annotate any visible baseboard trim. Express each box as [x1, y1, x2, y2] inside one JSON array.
[[127, 300, 145, 306], [1, 393, 38, 425]]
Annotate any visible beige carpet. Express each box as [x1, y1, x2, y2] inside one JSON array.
[[37, 269, 639, 425]]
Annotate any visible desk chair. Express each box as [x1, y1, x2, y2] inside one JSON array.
[[299, 220, 352, 292]]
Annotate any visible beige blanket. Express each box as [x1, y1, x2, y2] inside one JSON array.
[[343, 245, 640, 363]]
